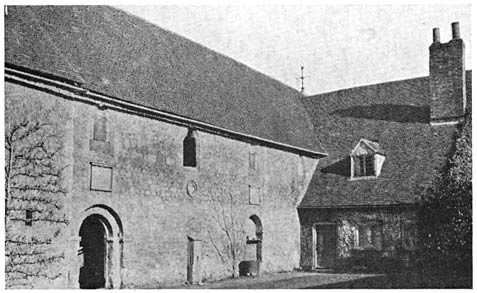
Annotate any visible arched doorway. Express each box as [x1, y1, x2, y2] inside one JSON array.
[[248, 215, 263, 262], [240, 215, 263, 276], [77, 205, 123, 289], [79, 214, 110, 289]]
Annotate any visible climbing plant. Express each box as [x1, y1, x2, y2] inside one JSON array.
[[207, 188, 247, 278], [5, 119, 69, 288]]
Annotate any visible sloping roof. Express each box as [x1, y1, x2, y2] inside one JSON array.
[[5, 6, 324, 154], [299, 71, 472, 207]]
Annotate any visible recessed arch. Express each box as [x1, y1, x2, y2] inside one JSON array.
[[85, 204, 124, 238], [249, 214, 263, 236]]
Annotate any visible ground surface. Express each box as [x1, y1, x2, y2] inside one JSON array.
[[163, 269, 472, 289], [166, 271, 382, 289]]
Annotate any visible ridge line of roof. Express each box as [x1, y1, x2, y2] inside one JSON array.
[[304, 75, 431, 99], [304, 69, 472, 99], [6, 65, 328, 159]]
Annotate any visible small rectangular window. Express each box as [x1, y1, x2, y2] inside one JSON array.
[[25, 209, 33, 226]]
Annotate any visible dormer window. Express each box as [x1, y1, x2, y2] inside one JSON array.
[[354, 155, 375, 177], [350, 139, 385, 180]]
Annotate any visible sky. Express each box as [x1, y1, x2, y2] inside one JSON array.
[[1, 4, 473, 193], [116, 4, 471, 95]]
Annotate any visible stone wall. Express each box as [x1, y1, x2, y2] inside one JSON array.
[[299, 206, 417, 270], [5, 80, 319, 288]]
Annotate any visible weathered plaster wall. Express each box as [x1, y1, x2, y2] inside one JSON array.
[[5, 81, 319, 288], [299, 207, 417, 269]]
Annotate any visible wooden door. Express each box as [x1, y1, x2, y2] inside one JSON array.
[[315, 225, 337, 268]]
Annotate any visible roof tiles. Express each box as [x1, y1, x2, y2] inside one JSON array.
[[299, 72, 471, 207], [5, 6, 324, 154]]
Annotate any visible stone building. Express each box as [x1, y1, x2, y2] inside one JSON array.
[[298, 23, 471, 270], [5, 6, 326, 288], [4, 5, 471, 289]]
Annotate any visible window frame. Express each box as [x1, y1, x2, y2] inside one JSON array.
[[355, 222, 383, 250], [401, 221, 417, 251], [351, 154, 377, 180]]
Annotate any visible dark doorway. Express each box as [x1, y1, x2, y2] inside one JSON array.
[[79, 215, 107, 289], [187, 237, 195, 284], [248, 215, 263, 262], [315, 224, 337, 268]]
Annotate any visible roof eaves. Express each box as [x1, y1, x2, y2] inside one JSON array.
[[6, 65, 328, 159]]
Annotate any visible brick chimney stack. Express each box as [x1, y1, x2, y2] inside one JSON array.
[[429, 22, 466, 124]]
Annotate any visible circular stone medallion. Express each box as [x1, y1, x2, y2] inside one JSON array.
[[186, 180, 198, 197]]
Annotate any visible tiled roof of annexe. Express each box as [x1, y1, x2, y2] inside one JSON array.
[[299, 71, 471, 207], [5, 6, 324, 154]]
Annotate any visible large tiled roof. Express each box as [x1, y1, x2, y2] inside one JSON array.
[[299, 71, 471, 207], [5, 6, 324, 154]]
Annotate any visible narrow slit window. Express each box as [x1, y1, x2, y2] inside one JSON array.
[[249, 152, 257, 171], [25, 209, 33, 226], [183, 130, 197, 167]]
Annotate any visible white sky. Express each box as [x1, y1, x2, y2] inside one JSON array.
[[116, 4, 471, 95]]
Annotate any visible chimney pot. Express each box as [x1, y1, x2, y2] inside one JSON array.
[[432, 28, 440, 43], [452, 22, 460, 39]]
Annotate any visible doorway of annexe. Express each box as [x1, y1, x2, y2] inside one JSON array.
[[313, 223, 337, 268]]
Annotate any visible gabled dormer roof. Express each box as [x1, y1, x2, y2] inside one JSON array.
[[350, 139, 385, 156]]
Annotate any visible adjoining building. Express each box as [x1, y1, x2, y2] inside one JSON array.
[[5, 6, 326, 288], [298, 23, 471, 270]]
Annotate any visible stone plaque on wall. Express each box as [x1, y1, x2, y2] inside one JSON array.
[[90, 164, 113, 191], [249, 187, 260, 205]]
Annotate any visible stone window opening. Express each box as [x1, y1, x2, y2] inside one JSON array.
[[183, 129, 198, 168]]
